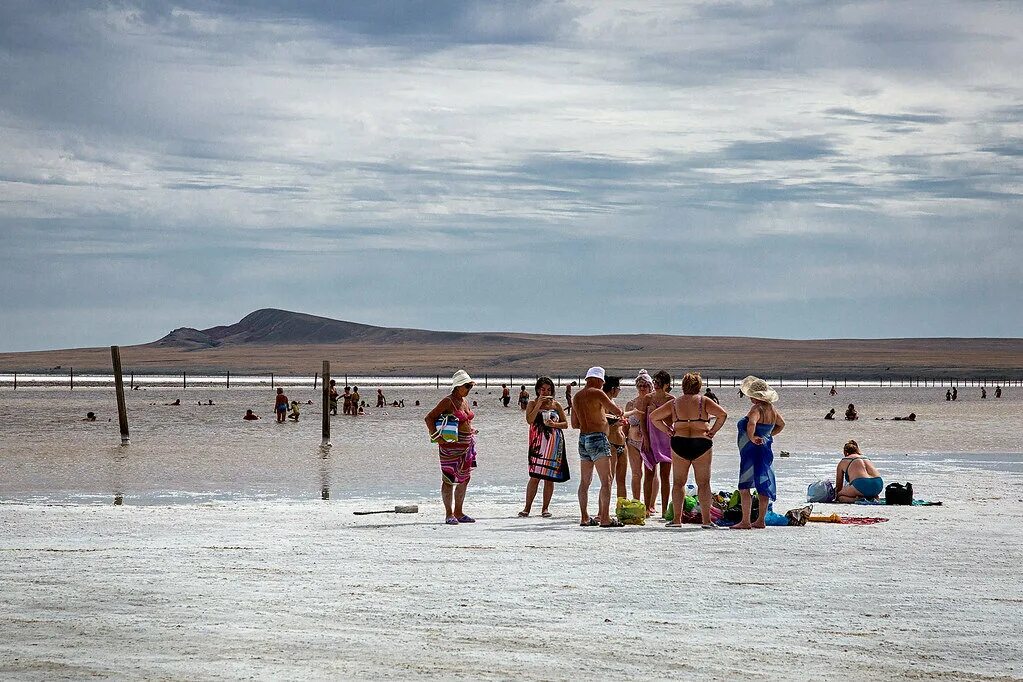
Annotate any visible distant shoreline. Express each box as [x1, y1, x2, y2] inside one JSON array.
[[1, 338, 1021, 380]]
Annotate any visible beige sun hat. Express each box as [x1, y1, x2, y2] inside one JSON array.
[[451, 370, 475, 388], [740, 375, 779, 403]]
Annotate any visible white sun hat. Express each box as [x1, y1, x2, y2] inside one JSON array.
[[585, 366, 606, 381], [451, 370, 475, 388], [740, 375, 779, 404]]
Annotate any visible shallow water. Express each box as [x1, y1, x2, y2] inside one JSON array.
[[0, 384, 1019, 504]]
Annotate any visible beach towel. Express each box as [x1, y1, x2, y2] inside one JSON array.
[[808, 513, 888, 525], [527, 423, 570, 482], [817, 498, 942, 506], [642, 415, 673, 470]]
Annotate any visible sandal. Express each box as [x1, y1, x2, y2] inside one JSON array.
[[445, 516, 459, 525], [579, 518, 600, 527], [517, 511, 530, 517], [456, 514, 476, 523], [601, 519, 625, 528], [541, 511, 553, 518]]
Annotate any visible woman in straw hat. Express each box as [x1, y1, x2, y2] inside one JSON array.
[[425, 370, 479, 525], [733, 376, 786, 529]]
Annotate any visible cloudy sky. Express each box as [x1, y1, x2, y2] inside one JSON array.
[[1, 1, 1021, 351]]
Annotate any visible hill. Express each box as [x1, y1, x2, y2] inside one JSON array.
[[1, 309, 1021, 379]]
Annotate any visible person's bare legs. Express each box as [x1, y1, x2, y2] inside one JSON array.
[[643, 465, 657, 515], [658, 461, 672, 517], [541, 480, 554, 515], [578, 459, 595, 523], [732, 488, 753, 529], [521, 477, 540, 515], [836, 485, 863, 503], [627, 444, 643, 499], [614, 448, 628, 499], [752, 491, 767, 528], [693, 451, 714, 525], [594, 456, 613, 525], [441, 480, 455, 520], [669, 454, 690, 526], [453, 481, 468, 518]]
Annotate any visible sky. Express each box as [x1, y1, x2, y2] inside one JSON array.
[[1, 0, 1021, 351]]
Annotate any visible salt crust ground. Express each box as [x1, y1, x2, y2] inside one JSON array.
[[2, 470, 1022, 681]]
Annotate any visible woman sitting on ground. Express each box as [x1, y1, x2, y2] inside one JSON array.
[[835, 440, 883, 502]]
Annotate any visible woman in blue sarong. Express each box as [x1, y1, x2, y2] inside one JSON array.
[[734, 376, 785, 529]]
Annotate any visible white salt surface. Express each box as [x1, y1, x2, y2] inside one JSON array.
[[1, 385, 1022, 679], [2, 478, 1022, 679]]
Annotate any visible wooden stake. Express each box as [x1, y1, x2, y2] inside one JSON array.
[[12, 372, 16, 390], [183, 371, 186, 389], [321, 361, 331, 447], [111, 346, 129, 445], [70, 367, 74, 391], [227, 371, 230, 389], [314, 372, 318, 389]]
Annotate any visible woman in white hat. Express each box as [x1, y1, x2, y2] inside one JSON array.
[[424, 370, 479, 525], [733, 376, 786, 529]]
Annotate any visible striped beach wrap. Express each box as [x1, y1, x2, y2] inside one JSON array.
[[439, 431, 477, 485]]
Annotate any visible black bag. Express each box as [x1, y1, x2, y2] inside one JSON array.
[[885, 482, 914, 505]]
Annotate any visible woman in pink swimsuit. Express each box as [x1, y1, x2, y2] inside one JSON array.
[[425, 370, 479, 526]]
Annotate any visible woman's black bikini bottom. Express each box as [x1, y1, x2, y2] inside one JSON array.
[[670, 436, 713, 461]]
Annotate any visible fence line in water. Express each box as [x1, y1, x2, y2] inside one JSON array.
[[0, 372, 1019, 389]]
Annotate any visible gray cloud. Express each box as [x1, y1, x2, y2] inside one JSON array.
[[1, 0, 1021, 351]]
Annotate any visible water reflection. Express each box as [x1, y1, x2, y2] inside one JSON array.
[[110, 446, 128, 505], [319, 446, 331, 500]]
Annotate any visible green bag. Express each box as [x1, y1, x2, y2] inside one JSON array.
[[615, 498, 646, 525]]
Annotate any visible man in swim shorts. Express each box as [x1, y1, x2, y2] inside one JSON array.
[[571, 367, 624, 527], [274, 387, 289, 423]]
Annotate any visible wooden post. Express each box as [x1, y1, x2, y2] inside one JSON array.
[[70, 367, 74, 391], [183, 371, 186, 389], [130, 372, 134, 390], [436, 375, 440, 388], [12, 372, 16, 390], [226, 371, 230, 389], [111, 346, 130, 445], [321, 361, 331, 447], [271, 372, 274, 388], [314, 372, 318, 389], [485, 374, 488, 388]]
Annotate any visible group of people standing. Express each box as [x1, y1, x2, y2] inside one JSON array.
[[424, 368, 785, 529], [328, 380, 367, 415]]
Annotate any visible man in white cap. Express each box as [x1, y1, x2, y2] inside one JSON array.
[[571, 366, 625, 527]]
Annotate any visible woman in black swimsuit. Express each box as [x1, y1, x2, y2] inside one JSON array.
[[650, 372, 727, 527]]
